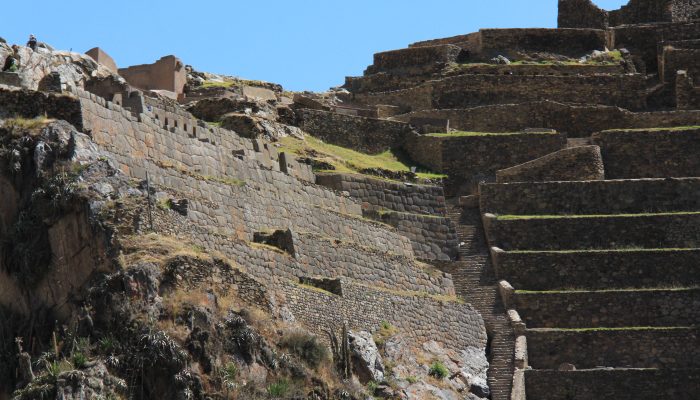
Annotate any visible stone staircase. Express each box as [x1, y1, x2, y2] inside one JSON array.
[[444, 201, 514, 400]]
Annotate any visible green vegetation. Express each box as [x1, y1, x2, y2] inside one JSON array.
[[277, 135, 446, 181], [427, 130, 555, 137], [72, 352, 88, 369], [2, 116, 52, 136], [280, 330, 329, 369], [406, 376, 418, 384], [373, 321, 398, 348], [428, 361, 449, 379], [601, 125, 700, 133], [267, 379, 290, 397], [496, 211, 700, 221], [200, 80, 236, 89], [367, 380, 379, 393]]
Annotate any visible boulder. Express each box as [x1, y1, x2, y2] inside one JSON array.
[[348, 330, 384, 383]]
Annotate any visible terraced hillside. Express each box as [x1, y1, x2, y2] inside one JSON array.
[[0, 0, 698, 399]]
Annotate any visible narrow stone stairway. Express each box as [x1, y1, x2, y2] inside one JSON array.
[[444, 201, 514, 400]]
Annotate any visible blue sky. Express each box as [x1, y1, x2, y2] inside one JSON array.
[[2, 0, 628, 91]]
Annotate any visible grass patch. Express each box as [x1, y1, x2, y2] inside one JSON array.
[[428, 361, 449, 379], [277, 135, 445, 181], [200, 80, 236, 89], [280, 330, 329, 369], [2, 116, 53, 136], [426, 130, 555, 137], [601, 125, 700, 133], [496, 211, 700, 221]]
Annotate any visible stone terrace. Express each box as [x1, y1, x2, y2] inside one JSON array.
[[481, 166, 700, 399]]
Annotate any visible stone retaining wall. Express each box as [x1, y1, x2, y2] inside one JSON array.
[[495, 146, 604, 183], [293, 232, 454, 294], [411, 28, 606, 58], [369, 211, 459, 261], [525, 369, 700, 400], [298, 109, 414, 153], [592, 127, 700, 179], [526, 327, 699, 369], [366, 44, 465, 76], [71, 88, 419, 257], [356, 73, 647, 113], [515, 288, 700, 328], [315, 173, 447, 215], [490, 213, 700, 251], [393, 101, 700, 138], [480, 178, 700, 215], [281, 279, 487, 353], [0, 88, 82, 129], [437, 132, 566, 196], [491, 248, 700, 290]]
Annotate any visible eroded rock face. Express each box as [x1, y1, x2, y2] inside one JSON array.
[[348, 330, 384, 383], [4, 45, 117, 91], [383, 336, 490, 399]]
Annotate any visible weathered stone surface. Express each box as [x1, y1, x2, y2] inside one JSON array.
[[348, 331, 384, 383], [496, 145, 604, 183]]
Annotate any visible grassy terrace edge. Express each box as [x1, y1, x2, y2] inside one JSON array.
[[515, 287, 700, 295], [600, 125, 700, 133], [426, 130, 556, 137], [495, 211, 700, 220], [527, 326, 698, 333]]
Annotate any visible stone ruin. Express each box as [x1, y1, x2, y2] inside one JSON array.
[[0, 0, 699, 399]]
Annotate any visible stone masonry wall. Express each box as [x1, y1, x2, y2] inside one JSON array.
[[292, 232, 454, 294], [315, 173, 447, 215], [369, 211, 459, 261], [559, 0, 700, 29], [496, 146, 604, 183], [402, 133, 443, 172], [72, 88, 418, 258], [480, 178, 700, 215], [440, 132, 566, 196], [514, 288, 700, 328], [393, 101, 700, 138], [366, 44, 465, 76], [281, 279, 487, 353], [491, 248, 700, 290], [298, 109, 414, 154], [411, 28, 606, 58], [490, 213, 700, 251], [661, 47, 700, 83], [314, 173, 458, 260], [526, 327, 699, 369], [0, 88, 82, 129], [525, 369, 700, 400], [592, 127, 700, 179], [558, 0, 609, 29], [356, 73, 647, 113], [610, 21, 700, 72]]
